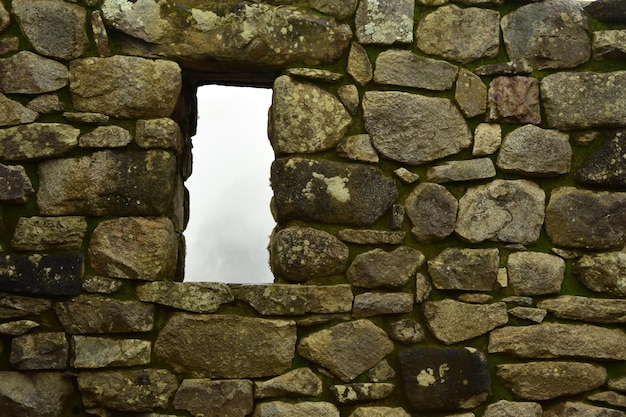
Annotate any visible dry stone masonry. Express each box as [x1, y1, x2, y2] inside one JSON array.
[[0, 0, 626, 416]]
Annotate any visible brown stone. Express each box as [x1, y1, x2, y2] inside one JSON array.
[[11, 216, 87, 251], [455, 68, 487, 117], [254, 368, 323, 398], [137, 281, 233, 313], [0, 372, 73, 417], [347, 43, 373, 86], [0, 123, 78, 161], [347, 247, 424, 289], [0, 164, 34, 203], [487, 76, 541, 124], [72, 336, 151, 368], [406, 183, 458, 242], [374, 49, 458, 90], [173, 379, 253, 417], [0, 51, 68, 94], [10, 332, 68, 370]]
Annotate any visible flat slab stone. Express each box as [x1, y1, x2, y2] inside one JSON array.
[[398, 347, 491, 411], [137, 281, 233, 313], [0, 253, 83, 296], [0, 293, 51, 319], [252, 401, 339, 417], [355, 0, 414, 44], [428, 248, 500, 291], [0, 372, 73, 417], [0, 123, 79, 161], [72, 336, 151, 368], [173, 379, 253, 417], [353, 292, 414, 318], [0, 51, 68, 94], [374, 49, 458, 90], [347, 247, 424, 289], [10, 332, 68, 370], [538, 296, 626, 324], [338, 229, 405, 245], [573, 251, 626, 297], [11, 216, 87, 251], [426, 158, 496, 183]]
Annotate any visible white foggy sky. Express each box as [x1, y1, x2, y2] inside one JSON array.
[[184, 85, 275, 283]]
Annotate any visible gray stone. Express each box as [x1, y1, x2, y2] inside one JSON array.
[[237, 284, 352, 315], [79, 125, 133, 148], [11, 216, 86, 251], [270, 76, 351, 154], [497, 125, 571, 176], [70, 56, 181, 118], [338, 229, 405, 244], [255, 368, 323, 398], [374, 50, 458, 90], [26, 94, 64, 113], [10, 332, 68, 370], [286, 68, 343, 83], [459, 293, 493, 304], [338, 84, 360, 115], [271, 226, 349, 282], [488, 323, 626, 360], [78, 369, 178, 412], [575, 130, 626, 189], [416, 5, 500, 64], [0, 372, 73, 417], [545, 187, 626, 249], [456, 179, 545, 245], [593, 30, 626, 60], [154, 314, 296, 378], [484, 400, 542, 417], [428, 248, 500, 291], [63, 112, 109, 124], [574, 252, 626, 297], [0, 253, 83, 296], [82, 276, 122, 294], [502, 0, 590, 70], [13, 0, 88, 59], [497, 361, 606, 400], [355, 0, 414, 44], [487, 76, 541, 124], [252, 401, 339, 417], [423, 300, 508, 345], [173, 379, 253, 417], [309, 0, 358, 20], [89, 217, 178, 281], [55, 294, 154, 334], [394, 168, 420, 183], [0, 51, 68, 93], [0, 164, 33, 203], [0, 319, 39, 335], [369, 360, 396, 382], [507, 252, 565, 296], [541, 71, 626, 129], [347, 246, 424, 289], [349, 407, 410, 417], [473, 123, 502, 156], [399, 347, 491, 410], [353, 292, 414, 318], [585, 0, 626, 24], [544, 402, 626, 417], [455, 68, 487, 117], [136, 118, 182, 152], [331, 383, 394, 403], [298, 319, 394, 382], [389, 318, 426, 344], [0, 293, 51, 319], [347, 43, 373, 86], [72, 336, 151, 368], [304, 285, 354, 314], [271, 157, 397, 226], [508, 307, 547, 323], [475, 61, 533, 76], [538, 296, 626, 324], [589, 391, 626, 409], [0, 123, 79, 160], [426, 158, 496, 183], [0, 93, 38, 126], [337, 134, 379, 163], [364, 91, 471, 165], [38, 150, 176, 216], [137, 281, 233, 313]]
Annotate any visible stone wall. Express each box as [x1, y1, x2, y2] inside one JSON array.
[[0, 0, 626, 416]]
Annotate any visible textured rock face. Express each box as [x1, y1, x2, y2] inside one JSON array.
[[538, 296, 626, 323], [487, 76, 541, 124], [173, 379, 253, 417], [405, 183, 458, 243], [0, 253, 83, 296], [11, 216, 86, 250], [484, 400, 543, 417], [255, 368, 323, 398], [10, 332, 68, 370], [0, 51, 68, 93], [0, 93, 39, 126], [347, 247, 424, 289], [0, 164, 33, 203], [355, 0, 415, 44], [0, 372, 74, 417], [72, 336, 151, 368], [237, 284, 353, 315], [331, 383, 394, 404], [575, 130, 626, 189], [426, 158, 496, 183], [0, 123, 79, 160], [544, 402, 626, 417], [363, 91, 471, 165], [573, 252, 626, 296], [456, 68, 487, 118], [507, 252, 565, 296], [349, 407, 411, 417], [136, 281, 234, 313], [353, 292, 414, 318], [428, 248, 500, 291], [154, 314, 296, 378], [252, 401, 340, 417], [374, 50, 458, 90]]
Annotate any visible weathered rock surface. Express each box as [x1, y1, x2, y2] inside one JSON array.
[[0, 51, 68, 93], [488, 323, 626, 360], [238, 284, 352, 315], [79, 125, 132, 148], [484, 400, 543, 417], [456, 180, 545, 244], [331, 383, 394, 404], [0, 372, 73, 417], [609, 376, 626, 393], [10, 332, 68, 370], [72, 336, 150, 368], [0, 253, 83, 296], [507, 252, 565, 296], [428, 248, 500, 291], [497, 125, 571, 176], [399, 347, 491, 410], [173, 379, 253, 417], [337, 134, 379, 163], [508, 307, 547, 324], [82, 275, 122, 294], [0, 123, 79, 160], [426, 158, 496, 183], [538, 296, 626, 323], [364, 91, 471, 165], [137, 281, 233, 313], [347, 43, 373, 86], [589, 391, 626, 409], [252, 401, 339, 417], [575, 130, 626, 189], [389, 318, 426, 345], [270, 76, 351, 154], [38, 150, 176, 216], [0, 2, 9, 31], [13, 0, 88, 59], [541, 71, 626, 129], [298, 319, 394, 382], [473, 123, 502, 156], [369, 360, 396, 382], [585, 0, 626, 24], [544, 401, 626, 417], [0, 93, 38, 126], [455, 68, 487, 118], [355, 0, 414, 44], [338, 229, 405, 245], [270, 226, 349, 282], [70, 56, 181, 118], [55, 294, 154, 334], [593, 30, 626, 61], [501, 0, 590, 70], [27, 94, 64, 114], [0, 293, 51, 319], [11, 216, 86, 250], [255, 368, 323, 398], [545, 187, 626, 249], [374, 50, 458, 90], [423, 300, 508, 344], [487, 76, 541, 124], [271, 158, 397, 226], [497, 361, 606, 400], [78, 369, 178, 412], [286, 68, 343, 83], [349, 407, 411, 417], [416, 5, 500, 63], [573, 251, 626, 297], [0, 319, 39, 335], [353, 292, 414, 318], [338, 84, 360, 115], [0, 164, 34, 203], [154, 314, 296, 378], [136, 118, 182, 151], [347, 246, 424, 289]]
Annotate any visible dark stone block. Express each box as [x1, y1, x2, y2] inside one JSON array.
[[584, 0, 626, 24], [398, 347, 491, 411], [0, 253, 83, 296], [575, 130, 626, 190]]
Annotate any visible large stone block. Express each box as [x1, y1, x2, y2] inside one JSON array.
[[507, 252, 565, 296], [10, 332, 68, 370], [374, 50, 458, 90], [154, 314, 296, 378], [428, 248, 500, 291], [347, 247, 424, 289], [0, 372, 73, 417], [72, 336, 151, 368], [0, 164, 33, 203], [406, 183, 458, 243], [538, 296, 626, 324], [136, 281, 233, 313], [355, 0, 414, 44], [573, 251, 626, 297], [173, 379, 253, 417], [11, 216, 87, 251], [0, 253, 83, 296], [0, 123, 79, 161], [575, 130, 626, 189], [0, 51, 68, 94]]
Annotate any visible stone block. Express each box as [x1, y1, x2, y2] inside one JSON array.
[[374, 50, 458, 90], [0, 253, 83, 296], [428, 248, 500, 291], [0, 164, 34, 203], [11, 216, 87, 251], [255, 368, 323, 398], [10, 332, 68, 370], [406, 183, 458, 243], [173, 379, 253, 417], [0, 123, 78, 160], [487, 76, 541, 124], [355, 0, 414, 44], [137, 281, 233, 313], [347, 246, 424, 289], [252, 401, 339, 417], [507, 252, 565, 296], [0, 51, 68, 93], [72, 336, 151, 368], [573, 251, 626, 297], [0, 372, 73, 417]]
